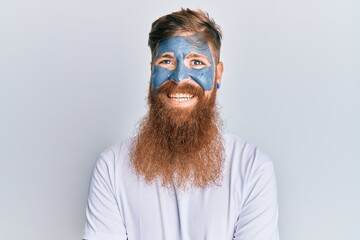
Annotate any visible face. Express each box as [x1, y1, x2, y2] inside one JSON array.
[[151, 35, 222, 109], [130, 35, 225, 189]]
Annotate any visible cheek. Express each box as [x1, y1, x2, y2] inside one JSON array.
[[151, 66, 172, 90], [187, 67, 214, 91]]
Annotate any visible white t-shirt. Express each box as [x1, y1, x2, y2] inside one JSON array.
[[83, 133, 279, 240]]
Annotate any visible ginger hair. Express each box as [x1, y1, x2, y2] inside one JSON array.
[[148, 8, 222, 63]]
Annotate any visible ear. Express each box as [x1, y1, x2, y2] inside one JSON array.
[[215, 61, 224, 85]]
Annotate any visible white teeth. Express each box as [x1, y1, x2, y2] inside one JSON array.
[[169, 93, 194, 102]]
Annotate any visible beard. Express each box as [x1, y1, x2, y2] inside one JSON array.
[[130, 80, 224, 190]]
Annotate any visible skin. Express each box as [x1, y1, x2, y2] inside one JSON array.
[[151, 33, 224, 109]]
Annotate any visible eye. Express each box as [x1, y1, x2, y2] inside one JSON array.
[[161, 59, 173, 65], [184, 52, 211, 69], [188, 59, 207, 69], [192, 60, 203, 66], [156, 59, 175, 66], [155, 57, 176, 70]]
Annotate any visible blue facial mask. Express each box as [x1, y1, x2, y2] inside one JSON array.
[[151, 35, 214, 92]]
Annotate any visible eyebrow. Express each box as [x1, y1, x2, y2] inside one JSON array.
[[185, 52, 210, 61], [155, 53, 175, 60]]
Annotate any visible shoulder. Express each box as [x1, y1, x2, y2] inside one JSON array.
[[95, 138, 133, 169], [223, 133, 274, 175], [89, 138, 134, 189], [100, 137, 132, 159]]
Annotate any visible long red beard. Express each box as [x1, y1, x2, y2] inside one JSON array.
[[130, 81, 224, 189]]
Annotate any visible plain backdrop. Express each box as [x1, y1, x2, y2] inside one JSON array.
[[1, 0, 359, 239]]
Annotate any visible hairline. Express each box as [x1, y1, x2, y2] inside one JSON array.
[[151, 31, 220, 64]]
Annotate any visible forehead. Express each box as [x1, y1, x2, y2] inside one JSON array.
[[156, 35, 212, 59]]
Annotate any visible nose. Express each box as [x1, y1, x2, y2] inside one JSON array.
[[170, 63, 190, 83]]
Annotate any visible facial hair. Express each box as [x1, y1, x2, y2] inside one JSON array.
[[130, 81, 224, 190]]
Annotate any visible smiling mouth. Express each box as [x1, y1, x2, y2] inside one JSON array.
[[168, 93, 195, 102]]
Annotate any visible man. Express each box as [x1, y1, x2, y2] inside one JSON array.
[[83, 8, 279, 240]]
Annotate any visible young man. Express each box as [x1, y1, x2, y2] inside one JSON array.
[[83, 8, 279, 240]]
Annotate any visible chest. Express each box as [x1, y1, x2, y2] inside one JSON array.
[[117, 178, 242, 240]]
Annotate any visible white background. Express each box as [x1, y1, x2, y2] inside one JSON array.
[[1, 0, 359, 239]]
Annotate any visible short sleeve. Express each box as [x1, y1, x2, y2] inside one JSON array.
[[82, 156, 127, 240], [233, 150, 280, 240]]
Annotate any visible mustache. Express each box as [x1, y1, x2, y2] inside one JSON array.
[[157, 81, 204, 97]]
